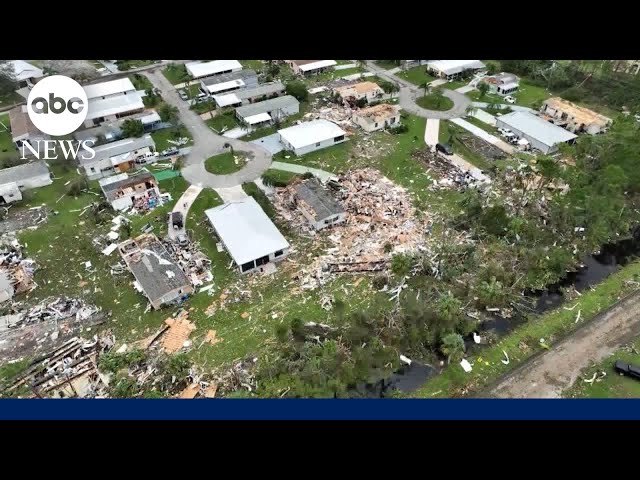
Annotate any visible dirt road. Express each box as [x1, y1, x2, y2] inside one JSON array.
[[487, 289, 640, 398]]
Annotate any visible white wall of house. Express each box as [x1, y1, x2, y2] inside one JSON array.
[[15, 173, 52, 190], [298, 207, 347, 231], [353, 114, 401, 133], [237, 247, 290, 274], [280, 136, 347, 156], [0, 183, 23, 203], [495, 119, 555, 154]]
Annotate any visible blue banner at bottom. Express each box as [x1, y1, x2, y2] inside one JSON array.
[[0, 399, 638, 420]]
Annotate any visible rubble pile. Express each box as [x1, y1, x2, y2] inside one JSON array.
[[162, 238, 213, 288], [3, 297, 101, 328], [303, 105, 355, 129], [4, 333, 115, 398], [275, 169, 433, 289], [412, 149, 486, 191], [213, 357, 257, 395], [0, 236, 37, 301], [458, 133, 506, 160], [0, 206, 48, 234]]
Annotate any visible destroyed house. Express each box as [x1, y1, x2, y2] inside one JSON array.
[[0, 161, 52, 204], [235, 95, 300, 127], [186, 60, 242, 80], [213, 82, 286, 108], [292, 178, 346, 230], [78, 135, 156, 180], [333, 82, 384, 102], [99, 171, 160, 211], [205, 197, 290, 274], [200, 69, 259, 96], [278, 119, 347, 156], [481, 72, 519, 95], [287, 60, 337, 76], [352, 104, 401, 132], [118, 234, 194, 310], [540, 97, 612, 135]]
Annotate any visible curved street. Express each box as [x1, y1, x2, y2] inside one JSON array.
[[365, 61, 471, 119], [144, 69, 272, 189]]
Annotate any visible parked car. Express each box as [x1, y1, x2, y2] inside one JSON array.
[[177, 232, 189, 246], [190, 96, 209, 105], [504, 95, 516, 104], [135, 151, 159, 163], [614, 360, 640, 380], [436, 143, 454, 156], [178, 89, 189, 101], [161, 147, 180, 157], [170, 211, 184, 230], [498, 127, 512, 136]]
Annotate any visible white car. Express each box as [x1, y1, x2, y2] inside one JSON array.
[[498, 127, 512, 136], [504, 95, 516, 104]]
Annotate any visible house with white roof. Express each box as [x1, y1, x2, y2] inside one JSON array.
[[7, 60, 44, 88], [205, 197, 290, 274], [427, 60, 486, 80], [199, 70, 258, 96], [186, 60, 242, 80], [0, 161, 52, 204], [83, 78, 146, 128], [278, 120, 347, 156], [495, 111, 578, 154], [77, 135, 156, 180], [212, 82, 285, 109], [235, 95, 299, 127], [286, 60, 337, 76]]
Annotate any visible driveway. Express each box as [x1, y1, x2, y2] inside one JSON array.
[[365, 61, 470, 120], [486, 290, 640, 398], [168, 185, 203, 240], [144, 69, 272, 189], [250, 133, 284, 155], [424, 119, 440, 147]]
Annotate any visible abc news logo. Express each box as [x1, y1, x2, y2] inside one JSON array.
[[23, 75, 95, 161]]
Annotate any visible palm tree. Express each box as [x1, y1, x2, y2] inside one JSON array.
[[419, 82, 430, 97], [223, 142, 234, 155], [441, 333, 465, 363]]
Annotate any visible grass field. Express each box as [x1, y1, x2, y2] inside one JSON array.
[[240, 60, 264, 72], [335, 67, 366, 78], [397, 66, 435, 86], [162, 64, 188, 85], [0, 119, 19, 165], [129, 73, 154, 91], [438, 120, 493, 171], [411, 260, 640, 398], [464, 114, 500, 135], [467, 80, 551, 108], [441, 80, 468, 91], [374, 60, 401, 70], [564, 336, 640, 398], [416, 93, 454, 111], [206, 111, 239, 133], [204, 152, 246, 175], [0, 91, 23, 109], [150, 126, 193, 152]]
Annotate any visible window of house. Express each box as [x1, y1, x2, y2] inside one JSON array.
[[374, 123, 378, 128], [241, 261, 255, 272], [334, 135, 345, 142], [315, 142, 320, 147], [274, 250, 284, 257]]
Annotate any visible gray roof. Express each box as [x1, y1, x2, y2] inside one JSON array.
[[126, 240, 191, 303], [201, 69, 257, 87], [236, 95, 299, 119], [497, 111, 577, 148], [0, 161, 50, 186], [232, 82, 284, 101], [101, 172, 156, 201], [78, 135, 155, 166], [293, 178, 344, 222]]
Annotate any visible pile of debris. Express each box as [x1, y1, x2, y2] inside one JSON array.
[[458, 133, 506, 160], [0, 235, 37, 302], [2, 297, 101, 328], [3, 333, 114, 398], [0, 205, 48, 234], [412, 149, 486, 191], [274, 169, 433, 289], [303, 105, 355, 128], [162, 238, 213, 289]]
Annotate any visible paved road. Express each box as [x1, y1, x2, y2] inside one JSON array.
[[365, 61, 470, 120], [168, 185, 202, 240], [270, 161, 338, 183], [144, 69, 272, 189], [486, 290, 640, 398], [214, 185, 248, 203], [424, 119, 440, 147]]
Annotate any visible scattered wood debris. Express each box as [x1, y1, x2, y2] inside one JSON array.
[[162, 311, 196, 353]]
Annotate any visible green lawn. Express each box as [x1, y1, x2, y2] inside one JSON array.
[[261, 169, 300, 187], [240, 60, 264, 72], [243, 126, 278, 141], [206, 111, 239, 133], [468, 80, 551, 109], [564, 336, 640, 398], [129, 73, 153, 91], [0, 120, 19, 165], [336, 67, 366, 78], [162, 64, 188, 85], [463, 114, 500, 135], [441, 80, 468, 91], [0, 91, 23, 108], [374, 60, 401, 70], [115, 60, 157, 71], [438, 120, 493, 171], [335, 60, 355, 65], [411, 260, 640, 398], [416, 93, 454, 111], [397, 66, 435, 86], [150, 126, 193, 152], [204, 152, 246, 175]]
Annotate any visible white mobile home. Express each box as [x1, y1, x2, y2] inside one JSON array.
[[186, 60, 242, 80], [0, 161, 52, 204], [235, 95, 300, 127], [495, 111, 578, 154], [78, 135, 156, 180], [278, 120, 347, 156]]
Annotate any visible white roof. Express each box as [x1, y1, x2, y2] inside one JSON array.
[[9, 60, 43, 82], [186, 60, 242, 79], [139, 111, 161, 125], [497, 111, 577, 147], [204, 78, 245, 94], [98, 173, 128, 187], [86, 93, 145, 120], [245, 112, 271, 125], [308, 86, 329, 94], [298, 60, 337, 72], [205, 197, 290, 266], [213, 93, 241, 107], [84, 78, 136, 99], [427, 60, 486, 75], [278, 120, 346, 149]]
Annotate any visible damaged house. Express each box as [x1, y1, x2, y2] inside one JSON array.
[[480, 72, 519, 96], [333, 81, 384, 103], [278, 119, 347, 156], [205, 197, 290, 274], [540, 97, 612, 135], [427, 60, 486, 80], [99, 171, 160, 211], [8, 105, 50, 154], [118, 234, 194, 310], [495, 111, 578, 154], [0, 161, 52, 204], [291, 177, 346, 230], [352, 104, 401, 132], [213, 82, 285, 108], [78, 134, 156, 180], [0, 238, 36, 303]]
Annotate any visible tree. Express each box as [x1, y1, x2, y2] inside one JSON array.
[[477, 81, 490, 99], [432, 88, 445, 109], [419, 81, 431, 97], [121, 119, 144, 138], [441, 333, 465, 363], [223, 142, 234, 155], [267, 63, 280, 76], [0, 61, 17, 97], [285, 81, 309, 102], [158, 103, 179, 123], [356, 60, 367, 70], [391, 253, 413, 277]]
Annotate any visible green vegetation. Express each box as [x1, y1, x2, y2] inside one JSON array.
[[441, 80, 467, 91], [115, 60, 157, 71], [206, 110, 239, 133], [335, 67, 366, 78], [416, 92, 454, 111], [150, 126, 192, 152], [204, 151, 246, 175], [129, 73, 153, 91], [463, 114, 500, 135], [240, 60, 264, 72], [438, 120, 492, 170], [0, 91, 22, 108], [375, 60, 402, 70], [285, 81, 309, 102], [162, 63, 188, 85], [243, 126, 278, 141], [0, 119, 19, 166], [121, 119, 144, 138], [467, 80, 551, 109], [565, 336, 640, 398], [397, 66, 435, 86], [242, 181, 277, 221], [158, 103, 179, 123], [413, 260, 640, 397], [261, 169, 300, 187]]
